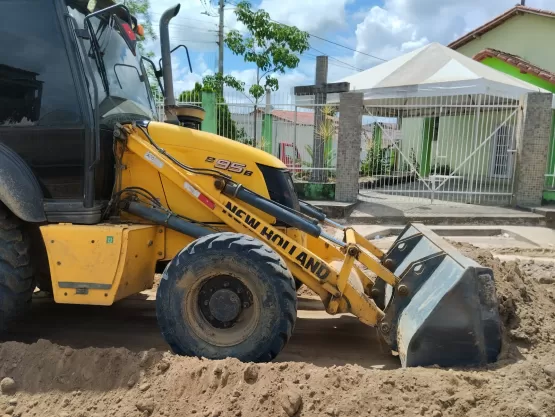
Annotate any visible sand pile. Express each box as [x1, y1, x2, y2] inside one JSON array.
[[456, 243, 555, 352], [0, 246, 554, 417]]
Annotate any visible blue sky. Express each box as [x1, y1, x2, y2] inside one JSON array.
[[144, 0, 555, 99]]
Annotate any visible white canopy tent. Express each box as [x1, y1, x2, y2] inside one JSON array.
[[290, 43, 553, 206], [299, 43, 552, 109]]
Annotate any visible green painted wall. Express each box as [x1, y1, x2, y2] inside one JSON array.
[[454, 14, 555, 201], [480, 57, 555, 93], [201, 92, 217, 134], [456, 14, 555, 73], [400, 117, 424, 172], [420, 118, 434, 176], [470, 55, 555, 203], [262, 114, 273, 154], [373, 124, 383, 149]]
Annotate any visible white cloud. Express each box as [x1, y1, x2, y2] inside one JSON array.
[[168, 54, 214, 97], [147, 0, 219, 55], [221, 68, 309, 104], [354, 0, 555, 67], [146, 0, 357, 100], [139, 1, 219, 98], [354, 6, 427, 66], [145, 0, 555, 101], [258, 0, 351, 34]]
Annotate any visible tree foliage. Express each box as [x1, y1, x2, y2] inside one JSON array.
[[202, 73, 245, 94], [304, 106, 337, 177], [225, 1, 310, 100], [179, 83, 239, 140], [118, 0, 155, 42]]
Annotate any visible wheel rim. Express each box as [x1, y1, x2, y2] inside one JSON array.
[[185, 274, 260, 347]]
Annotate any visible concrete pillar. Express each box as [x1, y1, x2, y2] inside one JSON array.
[[335, 92, 363, 203], [201, 92, 217, 134], [514, 92, 553, 207]]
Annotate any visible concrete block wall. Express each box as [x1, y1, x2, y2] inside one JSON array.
[[514, 93, 552, 207], [335, 92, 363, 202]]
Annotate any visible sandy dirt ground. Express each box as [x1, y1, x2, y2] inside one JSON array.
[[0, 244, 555, 417]]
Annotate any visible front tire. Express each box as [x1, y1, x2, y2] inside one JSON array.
[[0, 204, 35, 331], [156, 232, 297, 362]]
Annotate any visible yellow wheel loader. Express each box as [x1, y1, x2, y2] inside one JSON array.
[[0, 1, 502, 367]]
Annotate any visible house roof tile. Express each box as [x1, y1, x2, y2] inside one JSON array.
[[448, 5, 555, 50], [252, 109, 338, 126], [270, 110, 316, 125], [473, 48, 555, 84]]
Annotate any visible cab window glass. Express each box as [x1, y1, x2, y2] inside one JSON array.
[[0, 0, 82, 126]]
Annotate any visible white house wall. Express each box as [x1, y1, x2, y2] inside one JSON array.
[[397, 110, 516, 178], [400, 117, 425, 170]]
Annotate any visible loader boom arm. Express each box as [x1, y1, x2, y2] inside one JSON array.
[[118, 123, 503, 368], [124, 126, 388, 325]]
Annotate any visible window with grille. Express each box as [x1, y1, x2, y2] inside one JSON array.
[[490, 125, 515, 178]]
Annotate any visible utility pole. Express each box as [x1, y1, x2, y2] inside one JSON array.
[[218, 0, 225, 76]]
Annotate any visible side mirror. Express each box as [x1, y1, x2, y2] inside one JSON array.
[[145, 44, 192, 102], [141, 56, 165, 96], [159, 44, 193, 74]]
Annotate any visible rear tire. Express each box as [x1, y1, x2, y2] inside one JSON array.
[[156, 232, 297, 362], [0, 204, 35, 331]]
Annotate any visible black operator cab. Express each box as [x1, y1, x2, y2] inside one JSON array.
[[0, 0, 156, 224]]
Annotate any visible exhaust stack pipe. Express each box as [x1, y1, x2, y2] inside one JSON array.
[[160, 4, 181, 107]]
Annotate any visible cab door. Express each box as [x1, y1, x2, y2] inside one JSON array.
[[0, 0, 89, 199]]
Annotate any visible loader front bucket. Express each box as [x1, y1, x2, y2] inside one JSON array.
[[376, 223, 502, 368]]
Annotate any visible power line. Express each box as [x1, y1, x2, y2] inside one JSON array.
[[170, 38, 218, 44], [309, 47, 363, 72], [149, 12, 219, 26], [225, 0, 385, 62], [152, 2, 383, 63], [200, 0, 218, 17], [309, 34, 386, 62], [303, 54, 361, 73], [304, 55, 357, 71], [152, 20, 219, 33]]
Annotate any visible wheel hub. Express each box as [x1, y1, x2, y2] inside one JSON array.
[[198, 276, 253, 329], [209, 289, 241, 322]]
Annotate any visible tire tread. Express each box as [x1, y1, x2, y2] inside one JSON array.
[[158, 232, 297, 362], [0, 204, 35, 330]]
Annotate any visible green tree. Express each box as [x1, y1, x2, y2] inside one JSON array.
[[118, 0, 155, 42], [202, 73, 245, 95], [178, 83, 204, 103], [179, 83, 240, 140], [304, 105, 337, 180], [223, 1, 309, 148], [224, 1, 310, 100]]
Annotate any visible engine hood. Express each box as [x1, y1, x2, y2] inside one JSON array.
[[145, 121, 287, 170]]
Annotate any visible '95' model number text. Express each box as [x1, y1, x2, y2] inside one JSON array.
[[206, 157, 253, 176]]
